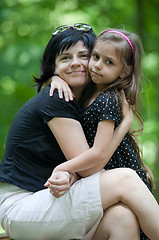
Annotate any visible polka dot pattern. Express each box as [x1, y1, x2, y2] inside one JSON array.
[[81, 91, 151, 240]]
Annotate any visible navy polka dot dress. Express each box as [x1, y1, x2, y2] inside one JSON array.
[[81, 90, 151, 240]]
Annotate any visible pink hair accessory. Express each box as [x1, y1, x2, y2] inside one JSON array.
[[105, 30, 135, 64]]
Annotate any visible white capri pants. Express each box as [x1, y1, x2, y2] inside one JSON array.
[[0, 172, 103, 240]]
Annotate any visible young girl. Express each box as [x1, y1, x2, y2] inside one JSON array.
[[47, 29, 159, 240], [81, 29, 153, 190]]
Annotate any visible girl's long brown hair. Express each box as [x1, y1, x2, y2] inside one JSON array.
[[83, 29, 154, 188]]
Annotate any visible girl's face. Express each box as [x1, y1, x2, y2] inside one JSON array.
[[55, 41, 90, 92], [89, 40, 126, 90]]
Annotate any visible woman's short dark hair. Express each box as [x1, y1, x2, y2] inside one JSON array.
[[34, 28, 96, 92]]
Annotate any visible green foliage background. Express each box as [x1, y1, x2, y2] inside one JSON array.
[[0, 0, 159, 201]]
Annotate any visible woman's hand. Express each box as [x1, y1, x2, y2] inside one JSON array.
[[49, 75, 74, 102], [120, 90, 133, 128], [44, 171, 71, 198]]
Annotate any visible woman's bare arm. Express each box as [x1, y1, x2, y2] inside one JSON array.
[[46, 91, 132, 197], [47, 89, 132, 177], [48, 77, 133, 176]]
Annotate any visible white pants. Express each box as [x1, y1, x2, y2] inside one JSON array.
[[0, 172, 103, 240]]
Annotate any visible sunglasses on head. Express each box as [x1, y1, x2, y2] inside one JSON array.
[[52, 23, 92, 36]]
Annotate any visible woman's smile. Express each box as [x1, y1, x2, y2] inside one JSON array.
[[68, 70, 86, 74]]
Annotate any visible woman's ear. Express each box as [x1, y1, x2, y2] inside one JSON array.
[[120, 65, 133, 79]]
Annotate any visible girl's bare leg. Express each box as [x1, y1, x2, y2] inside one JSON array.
[[99, 168, 159, 240], [92, 203, 140, 240]]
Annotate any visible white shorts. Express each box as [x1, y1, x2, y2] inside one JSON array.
[[0, 172, 103, 240]]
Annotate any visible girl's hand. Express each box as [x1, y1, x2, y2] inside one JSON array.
[[120, 90, 133, 128], [44, 171, 71, 198], [50, 75, 74, 102]]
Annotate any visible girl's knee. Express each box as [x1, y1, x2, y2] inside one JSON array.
[[99, 168, 142, 210], [114, 167, 137, 179], [105, 203, 140, 230], [103, 203, 140, 239], [99, 168, 138, 189]]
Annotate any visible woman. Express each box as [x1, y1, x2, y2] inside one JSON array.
[[0, 24, 155, 240]]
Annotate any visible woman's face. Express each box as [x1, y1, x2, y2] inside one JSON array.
[[55, 41, 90, 92]]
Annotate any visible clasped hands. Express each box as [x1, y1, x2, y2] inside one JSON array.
[[44, 171, 71, 198]]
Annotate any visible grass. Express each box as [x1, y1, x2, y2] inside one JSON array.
[[0, 225, 5, 233]]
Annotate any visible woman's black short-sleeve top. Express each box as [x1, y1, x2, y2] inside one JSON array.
[[0, 86, 81, 192]]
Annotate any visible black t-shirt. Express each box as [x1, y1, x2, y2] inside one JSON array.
[[0, 86, 81, 192]]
